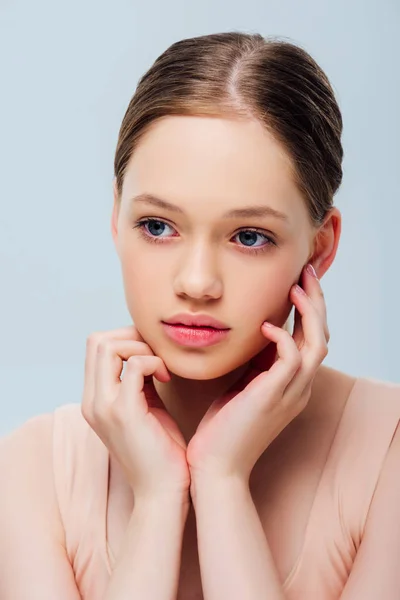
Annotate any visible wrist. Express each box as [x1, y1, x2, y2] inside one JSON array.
[[190, 473, 249, 508], [134, 490, 191, 516]]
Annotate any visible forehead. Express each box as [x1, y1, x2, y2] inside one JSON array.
[[122, 115, 307, 228]]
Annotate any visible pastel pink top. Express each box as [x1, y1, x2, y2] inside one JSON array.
[[14, 376, 400, 597]]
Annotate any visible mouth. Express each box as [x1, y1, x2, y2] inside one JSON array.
[[161, 322, 231, 347], [162, 313, 230, 330], [164, 323, 224, 330]]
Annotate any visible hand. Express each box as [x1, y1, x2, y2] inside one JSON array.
[[81, 325, 190, 504], [186, 264, 330, 487]]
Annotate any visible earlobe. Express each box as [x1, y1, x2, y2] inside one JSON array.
[[309, 207, 341, 280]]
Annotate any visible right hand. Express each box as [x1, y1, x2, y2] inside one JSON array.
[[81, 325, 190, 503]]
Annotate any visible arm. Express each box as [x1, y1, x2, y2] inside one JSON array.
[[192, 476, 286, 600], [0, 412, 190, 600], [104, 495, 189, 600]]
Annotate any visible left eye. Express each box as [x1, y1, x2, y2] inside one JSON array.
[[132, 218, 277, 253]]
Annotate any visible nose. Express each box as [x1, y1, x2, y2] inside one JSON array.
[[173, 244, 223, 300]]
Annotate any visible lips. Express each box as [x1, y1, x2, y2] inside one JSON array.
[[173, 324, 217, 329], [162, 313, 230, 330], [161, 322, 230, 347]]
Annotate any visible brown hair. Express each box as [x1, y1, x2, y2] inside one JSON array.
[[113, 31, 344, 332]]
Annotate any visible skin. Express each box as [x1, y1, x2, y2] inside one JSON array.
[[111, 114, 341, 444]]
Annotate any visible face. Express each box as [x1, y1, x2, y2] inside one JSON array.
[[112, 115, 317, 380]]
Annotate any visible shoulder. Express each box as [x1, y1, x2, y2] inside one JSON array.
[[0, 410, 65, 546], [314, 367, 400, 469], [0, 403, 88, 467], [349, 372, 400, 417], [311, 365, 400, 411], [304, 365, 358, 422], [318, 364, 400, 394], [0, 410, 55, 460], [303, 365, 400, 437]]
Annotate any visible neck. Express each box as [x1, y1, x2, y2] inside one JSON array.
[[152, 361, 252, 444]]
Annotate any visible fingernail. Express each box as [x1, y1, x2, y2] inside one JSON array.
[[263, 321, 274, 328], [294, 284, 306, 295], [306, 263, 318, 279]]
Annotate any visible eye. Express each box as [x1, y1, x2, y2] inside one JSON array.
[[132, 218, 277, 255], [136, 219, 176, 239]]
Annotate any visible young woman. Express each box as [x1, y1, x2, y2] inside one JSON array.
[[1, 31, 399, 600]]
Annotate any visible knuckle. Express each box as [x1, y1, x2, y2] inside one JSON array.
[[284, 328, 296, 346], [86, 331, 103, 348], [96, 338, 113, 355], [136, 342, 154, 356], [126, 355, 141, 368], [325, 326, 331, 343], [318, 343, 329, 359]]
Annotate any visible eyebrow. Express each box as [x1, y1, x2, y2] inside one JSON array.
[[129, 193, 290, 223]]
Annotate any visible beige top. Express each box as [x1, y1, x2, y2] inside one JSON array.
[[45, 376, 400, 597]]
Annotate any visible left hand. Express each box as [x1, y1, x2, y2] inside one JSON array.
[[186, 263, 330, 487]]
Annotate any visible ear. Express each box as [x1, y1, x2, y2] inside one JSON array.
[[111, 178, 120, 255], [307, 207, 342, 279]]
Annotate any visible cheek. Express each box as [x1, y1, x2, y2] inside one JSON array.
[[120, 249, 163, 289], [235, 277, 294, 333], [239, 280, 289, 314]]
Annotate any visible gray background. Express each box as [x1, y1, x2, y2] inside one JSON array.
[[1, 0, 399, 436]]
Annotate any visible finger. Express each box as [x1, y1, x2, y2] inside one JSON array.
[[292, 306, 304, 350], [289, 283, 328, 387], [93, 339, 157, 406], [301, 265, 330, 343], [117, 355, 169, 418], [247, 324, 301, 397], [83, 326, 147, 403]]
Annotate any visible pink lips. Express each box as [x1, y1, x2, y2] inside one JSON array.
[[161, 323, 230, 347], [163, 312, 229, 329]]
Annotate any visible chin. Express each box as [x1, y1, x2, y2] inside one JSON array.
[[160, 350, 247, 382], [165, 360, 227, 381]]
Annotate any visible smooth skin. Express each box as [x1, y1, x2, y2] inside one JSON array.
[[0, 263, 326, 600], [187, 264, 328, 488], [111, 115, 340, 444], [0, 324, 191, 600], [188, 261, 329, 599], [1, 115, 400, 599]]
